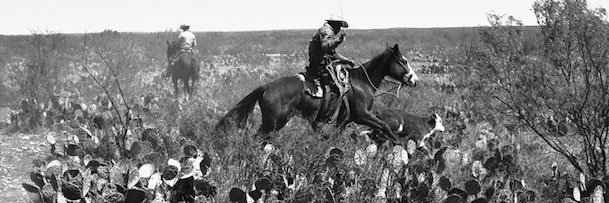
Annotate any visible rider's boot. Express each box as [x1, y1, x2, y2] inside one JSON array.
[[323, 87, 340, 124], [329, 86, 348, 124], [316, 85, 332, 123]]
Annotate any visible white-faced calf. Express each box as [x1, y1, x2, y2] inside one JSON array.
[[367, 108, 445, 149]]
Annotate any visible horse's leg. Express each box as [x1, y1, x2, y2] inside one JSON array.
[[308, 96, 350, 138], [172, 77, 179, 98], [189, 78, 197, 98], [334, 99, 352, 136], [273, 115, 291, 131], [257, 95, 294, 142], [257, 108, 281, 141], [353, 110, 399, 143], [257, 113, 292, 143], [183, 79, 191, 100]]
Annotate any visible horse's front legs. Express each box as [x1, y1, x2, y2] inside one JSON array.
[[189, 79, 197, 98], [353, 111, 399, 143], [183, 79, 191, 99], [172, 78, 180, 98]]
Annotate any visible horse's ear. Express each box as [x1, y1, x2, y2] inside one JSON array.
[[393, 44, 400, 53], [167, 40, 171, 46]]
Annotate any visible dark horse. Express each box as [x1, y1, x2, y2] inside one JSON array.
[[166, 41, 200, 98], [216, 44, 419, 141]]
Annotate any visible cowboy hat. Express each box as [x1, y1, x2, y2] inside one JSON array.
[[326, 14, 349, 28], [179, 24, 190, 30]]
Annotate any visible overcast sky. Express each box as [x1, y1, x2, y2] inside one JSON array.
[[2, 0, 608, 35]]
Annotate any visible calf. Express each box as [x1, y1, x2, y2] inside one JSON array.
[[369, 108, 445, 148]]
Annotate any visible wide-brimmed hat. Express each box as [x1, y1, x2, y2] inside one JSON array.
[[179, 24, 190, 30], [326, 14, 349, 28]]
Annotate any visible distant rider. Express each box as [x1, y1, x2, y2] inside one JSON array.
[[163, 24, 197, 78], [307, 15, 357, 122]]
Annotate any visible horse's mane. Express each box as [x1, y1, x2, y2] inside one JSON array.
[[349, 46, 394, 83]]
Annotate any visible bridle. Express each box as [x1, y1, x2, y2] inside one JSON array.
[[359, 52, 413, 99]]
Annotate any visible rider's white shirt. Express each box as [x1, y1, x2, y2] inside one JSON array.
[[178, 31, 197, 49]]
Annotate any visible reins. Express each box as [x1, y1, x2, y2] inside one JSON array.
[[356, 55, 408, 99]]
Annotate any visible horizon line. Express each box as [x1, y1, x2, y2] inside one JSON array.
[[0, 25, 542, 36]]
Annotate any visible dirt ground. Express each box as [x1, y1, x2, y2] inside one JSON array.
[[0, 129, 49, 203]]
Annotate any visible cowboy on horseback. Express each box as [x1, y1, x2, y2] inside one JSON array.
[[163, 24, 197, 78], [307, 15, 358, 123]]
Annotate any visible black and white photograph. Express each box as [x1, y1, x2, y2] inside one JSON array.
[[1, 0, 609, 202]]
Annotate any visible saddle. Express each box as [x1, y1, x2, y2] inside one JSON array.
[[297, 63, 350, 98], [297, 62, 351, 123]]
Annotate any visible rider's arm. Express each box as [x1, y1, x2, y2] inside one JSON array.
[[319, 27, 343, 53], [334, 52, 357, 67], [177, 32, 186, 44], [191, 32, 197, 47]]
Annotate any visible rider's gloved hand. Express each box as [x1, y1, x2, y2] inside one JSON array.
[[338, 31, 346, 42]]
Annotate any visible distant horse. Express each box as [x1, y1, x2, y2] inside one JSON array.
[[166, 41, 200, 98], [216, 44, 419, 141]]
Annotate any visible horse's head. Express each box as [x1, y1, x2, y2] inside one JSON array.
[[166, 40, 177, 59], [386, 44, 419, 87]]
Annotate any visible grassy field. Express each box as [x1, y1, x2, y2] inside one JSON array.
[[0, 27, 577, 203]]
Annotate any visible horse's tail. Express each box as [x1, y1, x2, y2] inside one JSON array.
[[215, 85, 267, 131]]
